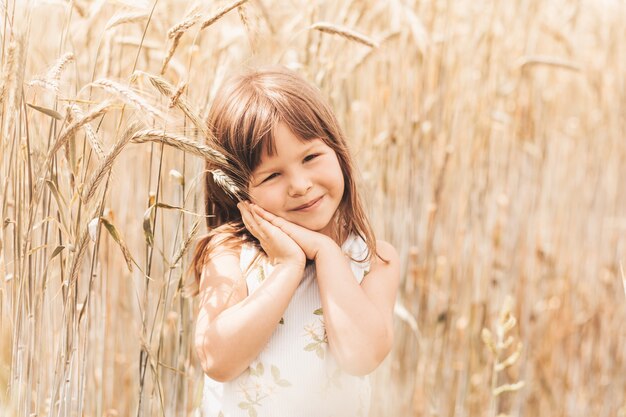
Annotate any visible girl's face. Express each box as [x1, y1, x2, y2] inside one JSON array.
[[248, 122, 345, 238]]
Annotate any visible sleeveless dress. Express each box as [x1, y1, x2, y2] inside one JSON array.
[[201, 234, 372, 417]]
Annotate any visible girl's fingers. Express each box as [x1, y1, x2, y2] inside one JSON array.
[[249, 204, 282, 237], [251, 204, 296, 234], [238, 202, 265, 240]]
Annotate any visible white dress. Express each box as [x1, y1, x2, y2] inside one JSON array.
[[201, 234, 372, 417]]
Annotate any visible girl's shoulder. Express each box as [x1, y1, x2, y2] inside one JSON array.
[[368, 239, 400, 279], [200, 232, 262, 286], [199, 232, 245, 284], [374, 239, 399, 261]]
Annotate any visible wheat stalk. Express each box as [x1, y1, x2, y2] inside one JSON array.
[[114, 36, 161, 50], [619, 262, 626, 296], [310, 22, 378, 48], [517, 56, 581, 72]]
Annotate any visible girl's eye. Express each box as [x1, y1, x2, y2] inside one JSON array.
[[304, 153, 320, 162], [262, 173, 279, 183]]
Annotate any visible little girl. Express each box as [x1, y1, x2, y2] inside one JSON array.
[[189, 67, 400, 417]]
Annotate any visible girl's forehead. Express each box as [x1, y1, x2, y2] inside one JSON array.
[[260, 122, 311, 156]]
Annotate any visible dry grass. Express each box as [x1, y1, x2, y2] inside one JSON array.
[[1, 1, 625, 417]]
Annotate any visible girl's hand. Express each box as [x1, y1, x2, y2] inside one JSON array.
[[238, 201, 306, 269], [249, 203, 336, 260]]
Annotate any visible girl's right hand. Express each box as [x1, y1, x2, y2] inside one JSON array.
[[238, 201, 306, 270]]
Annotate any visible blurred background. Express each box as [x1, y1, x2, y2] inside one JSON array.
[[0, 0, 625, 416]]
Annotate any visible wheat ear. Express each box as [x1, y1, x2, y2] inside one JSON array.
[[47, 100, 113, 160], [161, 13, 203, 75], [311, 22, 378, 48], [132, 71, 213, 140], [129, 129, 228, 165], [92, 78, 164, 120], [67, 104, 106, 160], [211, 169, 246, 201], [81, 122, 142, 204], [200, 0, 250, 30]]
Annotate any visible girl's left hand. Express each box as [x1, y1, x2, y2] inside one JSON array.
[[248, 203, 336, 260]]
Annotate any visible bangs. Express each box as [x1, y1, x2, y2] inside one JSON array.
[[247, 97, 333, 171]]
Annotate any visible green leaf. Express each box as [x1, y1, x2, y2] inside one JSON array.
[[277, 379, 292, 387], [27, 103, 64, 120], [248, 407, 258, 417], [256, 362, 264, 376], [143, 205, 155, 247], [316, 346, 325, 359], [44, 179, 71, 238], [238, 402, 249, 410], [50, 245, 65, 260], [304, 343, 317, 351], [313, 308, 323, 315], [271, 365, 280, 381], [100, 217, 135, 272]]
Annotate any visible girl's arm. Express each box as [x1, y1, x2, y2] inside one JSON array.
[[195, 203, 306, 382], [314, 239, 400, 375], [249, 204, 401, 375]]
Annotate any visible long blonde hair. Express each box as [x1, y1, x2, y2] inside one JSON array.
[[186, 66, 378, 296]]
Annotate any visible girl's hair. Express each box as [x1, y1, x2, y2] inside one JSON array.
[[185, 66, 377, 296]]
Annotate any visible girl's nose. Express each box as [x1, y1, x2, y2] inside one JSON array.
[[288, 174, 313, 197]]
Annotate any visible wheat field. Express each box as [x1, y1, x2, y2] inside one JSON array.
[[0, 0, 625, 416]]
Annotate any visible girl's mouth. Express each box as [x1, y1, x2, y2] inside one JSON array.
[[290, 195, 324, 211]]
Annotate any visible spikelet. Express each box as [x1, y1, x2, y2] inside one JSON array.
[[168, 81, 187, 108], [482, 296, 525, 417], [310, 22, 378, 48]]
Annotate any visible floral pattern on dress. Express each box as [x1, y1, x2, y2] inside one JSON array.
[[233, 361, 293, 417], [302, 308, 327, 359]]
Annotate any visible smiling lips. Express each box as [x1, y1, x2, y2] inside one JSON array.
[[290, 195, 324, 211]]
